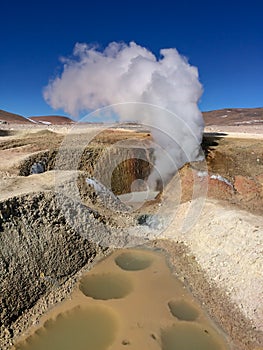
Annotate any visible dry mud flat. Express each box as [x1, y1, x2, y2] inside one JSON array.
[[0, 123, 262, 350]]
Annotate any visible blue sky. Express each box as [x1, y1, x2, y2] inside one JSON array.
[[0, 0, 262, 118]]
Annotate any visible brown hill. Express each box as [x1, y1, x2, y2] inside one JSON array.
[[29, 115, 74, 125], [203, 107, 263, 126], [1, 107, 263, 127], [0, 109, 31, 124]]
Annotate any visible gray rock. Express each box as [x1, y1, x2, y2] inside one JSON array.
[[0, 191, 110, 327]]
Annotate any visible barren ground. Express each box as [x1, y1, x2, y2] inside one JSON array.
[[0, 121, 262, 350]]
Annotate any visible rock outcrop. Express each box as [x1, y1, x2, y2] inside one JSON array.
[[0, 191, 109, 327]]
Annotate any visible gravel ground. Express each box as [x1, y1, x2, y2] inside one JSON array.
[[160, 198, 263, 332]]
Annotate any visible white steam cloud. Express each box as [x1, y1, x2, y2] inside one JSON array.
[[44, 41, 204, 188]]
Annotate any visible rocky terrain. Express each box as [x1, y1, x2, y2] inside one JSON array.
[[0, 108, 262, 350]]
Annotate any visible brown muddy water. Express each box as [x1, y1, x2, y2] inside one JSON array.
[[13, 249, 230, 350]]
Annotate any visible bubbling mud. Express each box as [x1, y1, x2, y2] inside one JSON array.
[[14, 249, 230, 350], [161, 323, 224, 350], [14, 305, 118, 350], [114, 250, 154, 271], [168, 299, 199, 321], [79, 272, 133, 300]]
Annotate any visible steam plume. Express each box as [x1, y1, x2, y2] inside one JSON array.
[[44, 41, 204, 187]]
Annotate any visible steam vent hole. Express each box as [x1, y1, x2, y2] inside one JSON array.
[[111, 158, 155, 195], [79, 272, 133, 300], [115, 250, 154, 271]]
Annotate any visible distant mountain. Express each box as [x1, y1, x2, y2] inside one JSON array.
[[1, 107, 263, 126], [29, 115, 75, 125], [203, 107, 263, 126], [0, 109, 31, 124], [0, 109, 75, 125]]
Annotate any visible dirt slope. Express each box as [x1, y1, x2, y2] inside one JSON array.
[[0, 110, 31, 124], [29, 115, 74, 124], [203, 107, 263, 126]]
